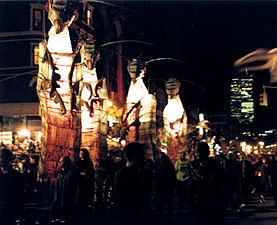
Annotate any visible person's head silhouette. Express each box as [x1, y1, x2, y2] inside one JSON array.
[[57, 156, 72, 175], [123, 142, 145, 169], [0, 147, 13, 169], [79, 148, 90, 160], [197, 141, 210, 162]]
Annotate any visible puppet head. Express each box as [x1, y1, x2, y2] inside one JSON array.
[[45, 0, 79, 34]]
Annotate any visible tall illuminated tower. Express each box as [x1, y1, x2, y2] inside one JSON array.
[[230, 70, 254, 124]]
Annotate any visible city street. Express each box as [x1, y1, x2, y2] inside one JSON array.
[[169, 195, 277, 225], [76, 196, 277, 225], [23, 195, 277, 225], [225, 196, 277, 225], [1, 1, 277, 225]]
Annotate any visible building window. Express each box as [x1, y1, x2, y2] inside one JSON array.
[[32, 9, 43, 31], [30, 3, 44, 31], [32, 45, 39, 65], [86, 9, 93, 27]]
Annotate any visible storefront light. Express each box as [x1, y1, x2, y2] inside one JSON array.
[[258, 141, 265, 146]]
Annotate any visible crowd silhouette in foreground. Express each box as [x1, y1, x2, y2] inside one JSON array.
[[1, 141, 277, 225]]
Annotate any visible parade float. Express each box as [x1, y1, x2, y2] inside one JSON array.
[[36, 0, 109, 180], [36, 1, 203, 180], [122, 59, 157, 159], [162, 78, 187, 159]]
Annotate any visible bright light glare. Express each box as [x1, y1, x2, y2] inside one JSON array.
[[240, 142, 246, 152], [120, 139, 126, 146], [163, 99, 184, 123], [18, 129, 30, 138], [106, 100, 113, 108], [246, 145, 252, 154], [240, 142, 246, 147], [199, 113, 205, 121]]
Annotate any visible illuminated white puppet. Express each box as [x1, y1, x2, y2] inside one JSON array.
[[80, 46, 109, 163], [162, 78, 188, 159], [123, 59, 157, 159], [163, 78, 187, 138], [36, 0, 107, 179]]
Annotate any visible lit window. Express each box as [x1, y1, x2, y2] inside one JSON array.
[[33, 45, 39, 65], [32, 9, 43, 31], [86, 9, 93, 26]]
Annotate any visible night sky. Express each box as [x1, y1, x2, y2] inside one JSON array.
[[113, 0, 277, 116]]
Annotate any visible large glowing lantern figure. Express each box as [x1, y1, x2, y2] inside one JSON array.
[[80, 62, 109, 164], [163, 78, 187, 159], [123, 59, 157, 159], [36, 0, 93, 180]]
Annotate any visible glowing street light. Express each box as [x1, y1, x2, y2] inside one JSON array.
[[240, 141, 246, 152]]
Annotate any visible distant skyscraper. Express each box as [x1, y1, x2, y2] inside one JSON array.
[[230, 70, 254, 124]]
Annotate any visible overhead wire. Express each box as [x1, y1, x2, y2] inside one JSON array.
[[0, 70, 38, 84], [0, 70, 38, 77]]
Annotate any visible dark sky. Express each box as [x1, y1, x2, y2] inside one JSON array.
[[113, 1, 277, 115], [1, 0, 277, 119]]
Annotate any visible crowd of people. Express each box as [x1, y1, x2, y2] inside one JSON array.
[[1, 140, 277, 225]]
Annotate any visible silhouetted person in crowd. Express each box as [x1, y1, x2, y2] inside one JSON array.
[[74, 148, 94, 207], [254, 156, 268, 203], [103, 153, 117, 205], [268, 154, 277, 208], [52, 156, 80, 225], [239, 152, 255, 206], [156, 152, 176, 220], [0, 147, 24, 225], [24, 154, 38, 203], [96, 155, 110, 208], [28, 141, 36, 154], [144, 158, 156, 204], [175, 151, 189, 209], [188, 141, 226, 225], [114, 142, 153, 225], [225, 152, 241, 211]]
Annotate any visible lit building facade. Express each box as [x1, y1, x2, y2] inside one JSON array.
[[230, 72, 254, 124]]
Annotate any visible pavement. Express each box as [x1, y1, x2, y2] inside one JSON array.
[[224, 196, 277, 225], [20, 195, 277, 225]]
